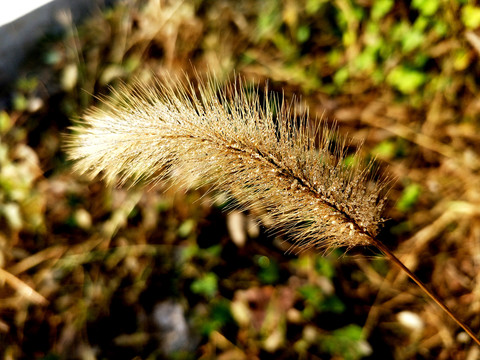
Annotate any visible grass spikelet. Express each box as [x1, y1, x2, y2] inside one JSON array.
[[66, 75, 387, 253], [65, 74, 480, 345]]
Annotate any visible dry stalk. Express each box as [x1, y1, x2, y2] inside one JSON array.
[[65, 74, 480, 346], [0, 268, 48, 305]]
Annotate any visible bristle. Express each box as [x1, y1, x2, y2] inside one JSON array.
[[65, 75, 389, 252]]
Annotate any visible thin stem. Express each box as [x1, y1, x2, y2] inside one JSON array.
[[369, 237, 480, 346]]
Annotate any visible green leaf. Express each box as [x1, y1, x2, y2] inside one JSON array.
[[462, 5, 480, 29], [191, 272, 218, 298], [297, 25, 311, 43], [256, 255, 280, 284], [319, 324, 369, 360], [196, 299, 233, 336], [401, 29, 425, 52], [320, 295, 345, 313], [412, 0, 440, 16], [354, 47, 378, 71], [178, 219, 195, 237], [13, 94, 28, 112], [314, 257, 335, 278], [371, 0, 394, 20], [372, 140, 396, 160], [306, 0, 326, 14], [387, 66, 427, 94], [454, 49, 471, 71], [0, 111, 11, 134], [333, 324, 363, 341], [397, 183, 422, 212], [333, 68, 349, 87], [299, 284, 344, 314], [299, 284, 324, 308], [211, 298, 233, 325]]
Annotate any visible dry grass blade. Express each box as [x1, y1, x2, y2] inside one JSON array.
[[64, 74, 480, 346], [370, 238, 480, 346], [0, 268, 48, 306]]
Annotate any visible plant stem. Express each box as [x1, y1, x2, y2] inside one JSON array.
[[369, 237, 480, 346]]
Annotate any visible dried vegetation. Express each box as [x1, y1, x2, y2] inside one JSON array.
[[1, 0, 480, 359]]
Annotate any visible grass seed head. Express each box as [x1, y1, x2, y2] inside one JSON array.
[[65, 74, 390, 252]]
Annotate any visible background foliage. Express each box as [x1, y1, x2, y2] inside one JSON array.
[[1, 0, 480, 359]]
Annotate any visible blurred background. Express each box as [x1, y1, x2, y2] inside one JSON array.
[[1, 0, 480, 359]]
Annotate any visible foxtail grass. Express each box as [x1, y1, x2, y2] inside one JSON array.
[[65, 74, 480, 346]]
